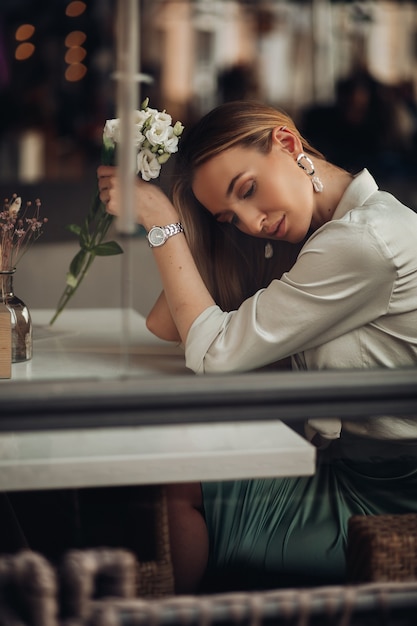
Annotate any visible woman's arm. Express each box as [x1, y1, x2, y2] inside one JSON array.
[[146, 291, 181, 342], [98, 166, 215, 345]]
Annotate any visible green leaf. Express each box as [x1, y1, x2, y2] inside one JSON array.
[[69, 249, 88, 277], [79, 231, 91, 251], [67, 223, 82, 235], [93, 241, 124, 256]]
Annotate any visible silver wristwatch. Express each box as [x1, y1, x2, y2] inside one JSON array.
[[146, 222, 184, 248]]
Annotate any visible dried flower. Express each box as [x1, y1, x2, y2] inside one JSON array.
[[0, 194, 47, 271], [50, 98, 184, 325]]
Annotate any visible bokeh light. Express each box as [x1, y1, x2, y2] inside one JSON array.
[[65, 46, 87, 64], [65, 1, 87, 18], [15, 42, 35, 61], [65, 31, 87, 48], [15, 24, 35, 42], [65, 63, 87, 82]]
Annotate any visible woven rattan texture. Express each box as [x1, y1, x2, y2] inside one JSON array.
[[0, 486, 174, 625], [347, 513, 417, 583], [136, 486, 174, 598]]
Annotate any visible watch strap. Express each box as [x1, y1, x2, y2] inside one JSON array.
[[163, 222, 184, 238], [147, 222, 184, 247]]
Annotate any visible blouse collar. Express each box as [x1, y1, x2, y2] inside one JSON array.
[[332, 169, 379, 221]]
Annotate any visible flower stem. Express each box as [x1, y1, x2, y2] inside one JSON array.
[[49, 251, 97, 325], [49, 193, 120, 325]]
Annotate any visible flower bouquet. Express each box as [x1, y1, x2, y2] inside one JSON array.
[[50, 98, 184, 325], [1, 195, 46, 272]]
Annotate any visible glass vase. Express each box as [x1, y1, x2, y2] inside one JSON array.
[[0, 268, 32, 363]]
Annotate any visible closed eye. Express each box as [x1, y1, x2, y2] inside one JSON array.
[[242, 181, 255, 199]]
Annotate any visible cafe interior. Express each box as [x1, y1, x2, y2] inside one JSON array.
[[0, 0, 417, 623]]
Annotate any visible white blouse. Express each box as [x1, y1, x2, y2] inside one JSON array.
[[185, 169, 417, 440]]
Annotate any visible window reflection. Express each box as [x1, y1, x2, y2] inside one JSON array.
[[0, 1, 415, 190], [0, 0, 415, 360], [0, 5, 416, 616]]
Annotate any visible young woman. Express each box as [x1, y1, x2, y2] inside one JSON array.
[[98, 101, 417, 593]]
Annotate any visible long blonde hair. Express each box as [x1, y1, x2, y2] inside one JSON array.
[[172, 100, 323, 310]]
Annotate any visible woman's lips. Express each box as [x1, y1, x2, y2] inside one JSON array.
[[270, 216, 286, 239]]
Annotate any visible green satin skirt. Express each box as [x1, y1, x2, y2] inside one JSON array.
[[201, 433, 417, 590]]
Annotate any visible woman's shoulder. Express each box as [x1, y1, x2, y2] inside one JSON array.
[[356, 188, 417, 226], [296, 207, 409, 283], [330, 169, 417, 231], [308, 185, 417, 262]]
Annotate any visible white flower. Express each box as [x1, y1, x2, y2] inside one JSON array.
[[143, 106, 159, 118], [9, 196, 22, 217], [145, 118, 172, 148], [137, 148, 161, 181], [132, 126, 146, 149], [102, 99, 184, 181], [154, 110, 172, 126], [133, 109, 152, 127], [104, 117, 146, 149], [103, 118, 120, 148], [162, 127, 180, 154]]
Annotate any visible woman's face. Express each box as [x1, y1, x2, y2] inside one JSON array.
[[192, 130, 315, 244]]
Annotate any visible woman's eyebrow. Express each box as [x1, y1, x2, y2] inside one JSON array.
[[226, 172, 244, 196]]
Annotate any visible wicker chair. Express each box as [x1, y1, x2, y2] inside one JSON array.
[[347, 513, 417, 583], [0, 551, 58, 626], [58, 485, 174, 623]]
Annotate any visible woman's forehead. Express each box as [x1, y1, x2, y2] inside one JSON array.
[[195, 146, 256, 180], [193, 151, 240, 196]]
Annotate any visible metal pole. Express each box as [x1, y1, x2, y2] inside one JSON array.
[[115, 0, 139, 236], [114, 0, 140, 375]]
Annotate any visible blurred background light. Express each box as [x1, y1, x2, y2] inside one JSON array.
[[15, 42, 35, 61], [15, 24, 35, 42], [65, 1, 87, 18], [65, 31, 87, 48], [65, 46, 87, 64], [65, 62, 87, 82]]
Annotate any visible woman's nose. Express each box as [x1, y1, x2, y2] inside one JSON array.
[[239, 208, 266, 234]]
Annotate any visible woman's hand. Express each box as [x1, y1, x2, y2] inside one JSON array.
[[97, 165, 178, 230], [97, 165, 119, 215]]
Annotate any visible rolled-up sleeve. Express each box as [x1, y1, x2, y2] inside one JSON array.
[[185, 305, 231, 373]]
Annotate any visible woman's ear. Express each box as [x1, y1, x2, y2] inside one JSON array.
[[272, 126, 301, 156]]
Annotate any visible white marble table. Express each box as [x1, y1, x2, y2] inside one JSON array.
[[0, 309, 316, 491], [11, 308, 188, 381]]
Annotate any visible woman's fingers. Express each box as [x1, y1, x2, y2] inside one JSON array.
[[97, 166, 120, 213], [97, 164, 115, 176], [96, 166, 177, 225]]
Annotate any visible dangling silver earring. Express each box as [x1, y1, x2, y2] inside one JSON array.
[[265, 241, 274, 259], [297, 153, 323, 193]]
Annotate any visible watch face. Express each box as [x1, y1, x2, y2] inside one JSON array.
[[148, 226, 166, 247]]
